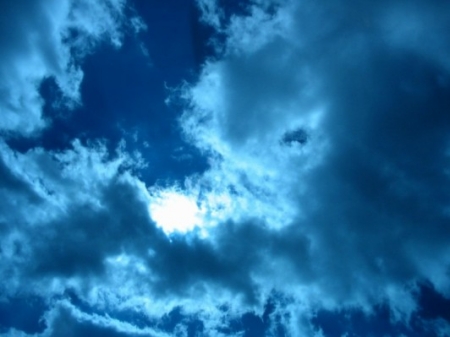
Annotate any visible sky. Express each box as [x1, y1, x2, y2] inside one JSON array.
[[1, 0, 450, 336]]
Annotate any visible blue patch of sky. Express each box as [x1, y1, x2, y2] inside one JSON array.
[[311, 305, 412, 337], [311, 284, 450, 337], [418, 283, 450, 323], [4, 0, 263, 187], [212, 295, 288, 337], [5, 0, 219, 185], [0, 296, 47, 334], [157, 306, 204, 336]]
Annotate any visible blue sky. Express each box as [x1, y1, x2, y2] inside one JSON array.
[[1, 0, 450, 336]]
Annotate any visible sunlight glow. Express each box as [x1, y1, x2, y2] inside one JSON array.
[[148, 190, 203, 234]]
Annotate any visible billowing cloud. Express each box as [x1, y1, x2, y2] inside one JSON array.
[[1, 0, 450, 336], [172, 0, 450, 330]]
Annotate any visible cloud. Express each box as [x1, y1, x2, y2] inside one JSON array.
[[0, 0, 138, 135], [0, 299, 171, 337], [0, 140, 150, 287], [171, 0, 450, 329], [1, 0, 450, 336]]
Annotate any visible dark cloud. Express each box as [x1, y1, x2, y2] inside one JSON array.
[[176, 0, 450, 332], [29, 178, 157, 278]]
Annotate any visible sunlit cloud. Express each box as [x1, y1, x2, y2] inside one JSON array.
[[1, 0, 450, 336]]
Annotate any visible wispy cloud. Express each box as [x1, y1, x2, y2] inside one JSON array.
[[0, 0, 140, 135]]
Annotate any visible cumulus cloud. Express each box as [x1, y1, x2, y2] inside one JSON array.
[[2, 0, 450, 336], [169, 0, 450, 330]]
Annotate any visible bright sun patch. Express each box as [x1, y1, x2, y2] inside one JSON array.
[[148, 190, 203, 234]]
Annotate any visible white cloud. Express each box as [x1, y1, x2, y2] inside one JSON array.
[[166, 0, 450, 327], [1, 0, 450, 336], [0, 299, 172, 337], [0, 0, 138, 135], [196, 0, 223, 31]]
